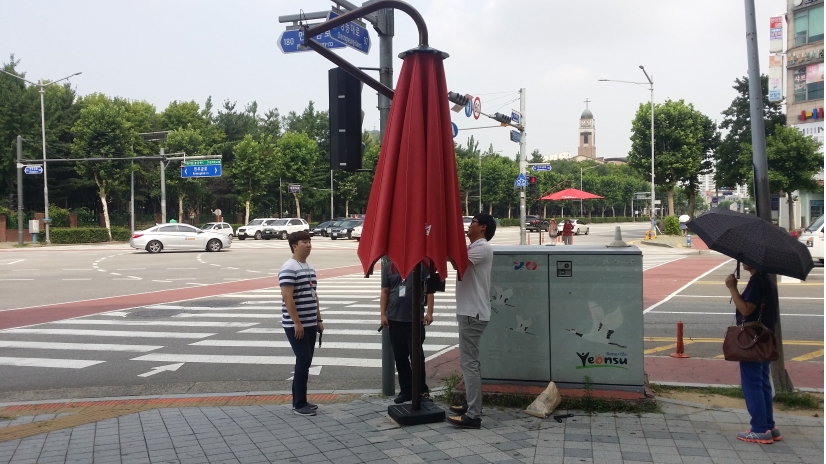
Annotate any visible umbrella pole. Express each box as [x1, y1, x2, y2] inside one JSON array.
[[411, 264, 422, 411]]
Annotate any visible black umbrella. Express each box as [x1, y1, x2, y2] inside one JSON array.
[[686, 207, 814, 280]]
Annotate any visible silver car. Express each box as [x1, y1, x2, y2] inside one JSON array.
[[130, 224, 232, 253], [200, 222, 234, 240]]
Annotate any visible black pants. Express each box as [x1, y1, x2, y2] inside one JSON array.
[[388, 319, 428, 395], [284, 326, 317, 409]]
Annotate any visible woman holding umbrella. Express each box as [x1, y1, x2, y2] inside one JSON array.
[[725, 264, 780, 444]]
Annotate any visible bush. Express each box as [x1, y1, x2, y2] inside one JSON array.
[[663, 215, 681, 235], [48, 227, 131, 244], [498, 218, 521, 227], [47, 205, 71, 227]]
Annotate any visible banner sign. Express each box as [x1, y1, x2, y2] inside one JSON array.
[[769, 16, 783, 53]]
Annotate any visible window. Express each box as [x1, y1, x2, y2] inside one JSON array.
[[794, 5, 824, 46], [795, 64, 825, 102], [158, 225, 178, 233]]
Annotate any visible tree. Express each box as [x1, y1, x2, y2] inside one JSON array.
[[230, 134, 275, 224], [276, 132, 318, 218], [455, 136, 481, 215], [71, 97, 135, 240], [766, 125, 824, 230]]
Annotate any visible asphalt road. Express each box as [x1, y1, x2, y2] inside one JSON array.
[[0, 223, 820, 401]]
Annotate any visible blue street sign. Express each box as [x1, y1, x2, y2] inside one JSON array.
[[327, 11, 371, 54], [531, 165, 551, 172], [515, 172, 528, 187], [181, 164, 222, 178], [24, 165, 43, 175], [452, 122, 459, 139], [511, 110, 521, 125], [464, 100, 472, 118], [510, 130, 521, 143], [278, 29, 344, 54]]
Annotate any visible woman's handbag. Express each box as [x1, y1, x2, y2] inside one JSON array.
[[722, 279, 779, 362]]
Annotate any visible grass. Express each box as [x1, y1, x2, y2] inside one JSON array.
[[651, 383, 822, 410]]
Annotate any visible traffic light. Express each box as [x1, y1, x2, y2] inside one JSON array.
[[329, 67, 363, 171], [492, 112, 511, 126], [529, 176, 537, 197], [447, 91, 470, 106]]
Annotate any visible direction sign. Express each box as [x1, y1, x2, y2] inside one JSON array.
[[278, 29, 344, 54], [514, 172, 528, 187], [510, 130, 521, 143], [288, 184, 301, 194], [511, 110, 522, 125], [24, 165, 43, 175], [182, 159, 221, 167], [451, 122, 459, 139], [181, 164, 222, 178], [327, 11, 371, 54], [531, 164, 551, 172], [472, 97, 481, 120]]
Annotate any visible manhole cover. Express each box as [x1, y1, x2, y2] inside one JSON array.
[[129, 309, 183, 318]]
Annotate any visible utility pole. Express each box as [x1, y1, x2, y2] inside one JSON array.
[[518, 88, 527, 245], [16, 136, 24, 246], [330, 170, 334, 220], [159, 147, 167, 223]]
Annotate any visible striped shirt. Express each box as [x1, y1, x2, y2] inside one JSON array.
[[279, 258, 318, 329]]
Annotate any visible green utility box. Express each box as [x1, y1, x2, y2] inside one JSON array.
[[479, 245, 644, 391]]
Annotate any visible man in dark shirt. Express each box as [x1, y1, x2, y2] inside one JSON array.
[[380, 259, 435, 404]]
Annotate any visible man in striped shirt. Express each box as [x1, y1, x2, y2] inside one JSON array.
[[280, 230, 323, 416]]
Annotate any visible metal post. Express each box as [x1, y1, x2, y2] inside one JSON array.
[[330, 170, 334, 220], [744, 0, 791, 391], [160, 147, 167, 223], [130, 160, 135, 232], [17, 135, 23, 246], [650, 84, 655, 229], [478, 149, 482, 214], [39, 87, 50, 244], [580, 166, 583, 215], [518, 88, 527, 245]]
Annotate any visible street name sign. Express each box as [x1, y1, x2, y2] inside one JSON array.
[[531, 164, 551, 172], [278, 29, 344, 54], [181, 159, 222, 178], [514, 172, 528, 187], [24, 165, 43, 175], [327, 11, 371, 54], [511, 110, 522, 125], [510, 130, 521, 143]]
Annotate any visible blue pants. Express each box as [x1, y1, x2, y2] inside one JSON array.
[[740, 361, 775, 433], [285, 326, 317, 409]]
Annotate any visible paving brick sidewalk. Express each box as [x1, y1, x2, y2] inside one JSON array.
[[0, 394, 822, 464]]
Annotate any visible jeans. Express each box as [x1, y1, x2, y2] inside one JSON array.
[[388, 320, 428, 396], [740, 361, 775, 433], [457, 315, 488, 420], [285, 326, 317, 409]]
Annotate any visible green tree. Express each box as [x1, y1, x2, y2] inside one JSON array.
[[766, 125, 824, 230], [455, 136, 481, 215], [230, 134, 275, 223], [276, 132, 318, 218]]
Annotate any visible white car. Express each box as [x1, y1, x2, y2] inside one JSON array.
[[200, 222, 234, 240], [463, 216, 473, 234], [799, 214, 824, 264], [558, 219, 590, 235], [236, 218, 279, 240], [130, 224, 231, 253], [261, 218, 310, 240], [352, 223, 363, 241]]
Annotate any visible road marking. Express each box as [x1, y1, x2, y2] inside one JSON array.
[[110, 273, 122, 276], [239, 328, 459, 338], [246, 270, 262, 273], [11, 269, 39, 271], [426, 344, 459, 361], [189, 340, 450, 351], [644, 336, 823, 346], [53, 320, 258, 327], [780, 275, 802, 284], [138, 362, 184, 377], [168, 268, 197, 270], [0, 279, 34, 281], [647, 311, 822, 317], [0, 259, 25, 265], [152, 280, 172, 283], [3, 329, 215, 338], [0, 341, 162, 352], [714, 354, 725, 359], [63, 278, 92, 281], [644, 259, 733, 313], [173, 314, 457, 326], [0, 357, 105, 369], [347, 303, 457, 309], [116, 268, 145, 271], [131, 353, 382, 368], [791, 349, 824, 362], [643, 342, 694, 355], [671, 295, 823, 300], [164, 278, 197, 281], [63, 269, 94, 271], [287, 365, 321, 381], [692, 281, 823, 286]]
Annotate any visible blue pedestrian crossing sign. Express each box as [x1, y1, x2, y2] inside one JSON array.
[[514, 172, 528, 187]]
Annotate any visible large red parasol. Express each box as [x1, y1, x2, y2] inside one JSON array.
[[357, 50, 469, 282], [540, 187, 604, 201]]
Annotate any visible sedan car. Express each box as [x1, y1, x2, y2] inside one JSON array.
[[558, 219, 590, 235], [199, 222, 234, 240], [330, 219, 364, 240], [325, 218, 348, 236], [130, 224, 231, 253], [798, 214, 824, 263], [311, 221, 332, 237], [351, 223, 363, 241], [525, 215, 549, 232]]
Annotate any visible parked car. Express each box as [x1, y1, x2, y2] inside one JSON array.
[[558, 219, 590, 235], [463, 216, 473, 234], [352, 223, 363, 241], [261, 218, 310, 240], [130, 224, 231, 253], [199, 222, 234, 240], [326, 218, 348, 237], [236, 218, 278, 240], [311, 221, 332, 237], [798, 214, 824, 263], [330, 219, 364, 240], [525, 215, 549, 232]]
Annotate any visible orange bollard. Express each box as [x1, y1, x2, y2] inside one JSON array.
[[670, 321, 690, 358]]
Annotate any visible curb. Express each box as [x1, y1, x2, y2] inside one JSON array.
[[656, 396, 824, 423], [650, 380, 823, 394]]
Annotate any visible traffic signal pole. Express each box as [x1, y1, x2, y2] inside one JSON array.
[[17, 135, 24, 246], [518, 88, 527, 245]]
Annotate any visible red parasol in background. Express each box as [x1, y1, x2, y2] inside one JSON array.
[[540, 187, 604, 201], [357, 50, 469, 282]]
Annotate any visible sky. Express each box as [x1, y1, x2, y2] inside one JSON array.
[[2, 0, 785, 161]]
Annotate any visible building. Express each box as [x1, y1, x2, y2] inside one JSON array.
[[577, 101, 597, 159]]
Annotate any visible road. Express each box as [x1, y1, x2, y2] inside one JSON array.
[[0, 222, 821, 401]]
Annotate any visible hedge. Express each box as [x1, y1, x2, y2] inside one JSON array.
[[48, 227, 132, 244], [496, 216, 650, 226]]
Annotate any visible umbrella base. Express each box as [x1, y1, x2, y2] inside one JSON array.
[[388, 402, 445, 426]]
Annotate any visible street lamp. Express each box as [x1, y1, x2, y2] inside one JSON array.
[[599, 66, 656, 235], [580, 165, 598, 216], [0, 69, 81, 244]]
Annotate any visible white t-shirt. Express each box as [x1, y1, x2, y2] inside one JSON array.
[[455, 238, 493, 321]]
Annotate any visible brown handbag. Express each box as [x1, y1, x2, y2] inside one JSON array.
[[722, 280, 779, 362]]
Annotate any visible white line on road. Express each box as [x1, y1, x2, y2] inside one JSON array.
[[0, 357, 105, 369], [189, 340, 449, 351], [53, 320, 258, 327], [63, 278, 92, 281], [63, 269, 94, 271], [152, 280, 172, 283], [0, 260, 25, 265], [426, 344, 459, 362], [0, 341, 163, 352], [0, 279, 34, 281], [131, 353, 381, 368], [671, 295, 823, 300], [3, 329, 215, 338], [238, 328, 459, 338], [644, 259, 733, 313], [116, 268, 145, 271], [347, 303, 458, 309], [646, 311, 823, 316], [167, 268, 197, 270]]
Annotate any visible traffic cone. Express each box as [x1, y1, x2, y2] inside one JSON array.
[[670, 322, 690, 358]]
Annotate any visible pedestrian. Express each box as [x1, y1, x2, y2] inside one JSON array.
[[725, 264, 780, 444], [562, 219, 574, 245], [680, 221, 687, 237], [447, 213, 496, 429], [547, 218, 558, 246], [279, 230, 323, 416], [380, 259, 435, 404]]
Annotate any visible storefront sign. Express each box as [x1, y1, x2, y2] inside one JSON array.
[[770, 16, 783, 53]]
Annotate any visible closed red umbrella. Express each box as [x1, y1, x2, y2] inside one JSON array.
[[540, 187, 604, 201], [357, 50, 469, 283]]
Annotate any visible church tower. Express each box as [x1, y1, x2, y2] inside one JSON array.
[[578, 99, 596, 159]]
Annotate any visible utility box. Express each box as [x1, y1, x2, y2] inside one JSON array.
[[28, 220, 40, 234], [479, 245, 644, 391]]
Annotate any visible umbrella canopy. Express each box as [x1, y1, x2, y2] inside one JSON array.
[[540, 188, 604, 201], [679, 214, 690, 223], [357, 49, 469, 282], [686, 207, 814, 280]]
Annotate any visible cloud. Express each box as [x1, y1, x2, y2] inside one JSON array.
[[539, 65, 595, 89]]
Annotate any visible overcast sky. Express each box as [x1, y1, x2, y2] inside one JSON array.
[[2, 0, 785, 160]]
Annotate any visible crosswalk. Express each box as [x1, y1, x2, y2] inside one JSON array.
[[0, 252, 684, 376]]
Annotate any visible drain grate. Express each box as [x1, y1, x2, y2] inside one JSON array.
[[129, 309, 183, 318]]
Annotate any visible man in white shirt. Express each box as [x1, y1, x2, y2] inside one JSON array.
[[447, 213, 496, 429]]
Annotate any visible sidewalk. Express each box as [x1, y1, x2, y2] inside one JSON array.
[[0, 391, 822, 464]]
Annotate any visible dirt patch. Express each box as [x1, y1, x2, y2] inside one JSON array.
[[657, 390, 824, 418]]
